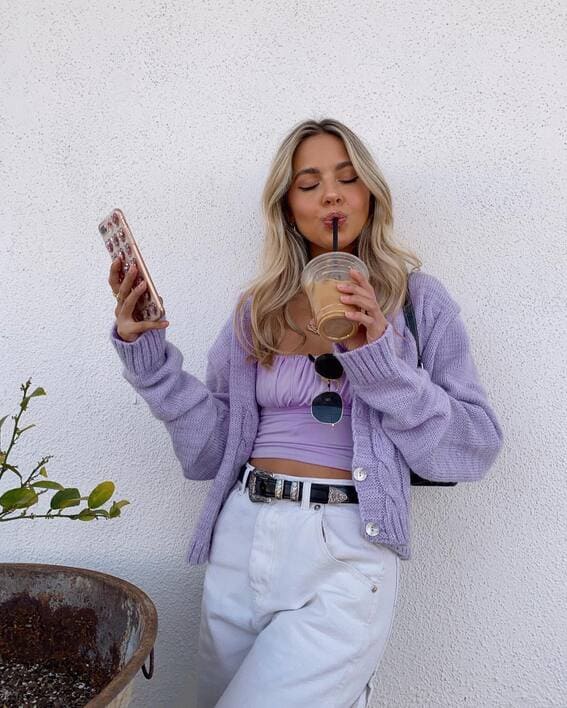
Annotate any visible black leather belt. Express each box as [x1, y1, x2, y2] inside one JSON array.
[[238, 465, 359, 504]]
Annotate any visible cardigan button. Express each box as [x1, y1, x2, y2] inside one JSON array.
[[365, 521, 380, 537], [353, 467, 367, 481]]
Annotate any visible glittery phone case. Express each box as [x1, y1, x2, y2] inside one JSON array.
[[99, 208, 165, 322]]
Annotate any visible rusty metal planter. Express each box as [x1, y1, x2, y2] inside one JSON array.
[[0, 563, 157, 707]]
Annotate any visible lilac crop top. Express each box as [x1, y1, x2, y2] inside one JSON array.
[[250, 354, 354, 471]]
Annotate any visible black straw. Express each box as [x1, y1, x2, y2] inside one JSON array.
[[332, 217, 339, 251]]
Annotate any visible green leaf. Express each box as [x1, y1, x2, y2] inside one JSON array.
[[0, 487, 38, 511], [1, 463, 20, 474], [29, 387, 46, 398], [17, 424, 36, 435], [77, 509, 97, 521], [108, 499, 130, 518], [88, 481, 115, 509], [31, 480, 64, 491], [50, 488, 81, 510], [39, 467, 48, 478], [0, 415, 9, 431]]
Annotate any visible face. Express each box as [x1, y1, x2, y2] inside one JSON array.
[[286, 132, 371, 259]]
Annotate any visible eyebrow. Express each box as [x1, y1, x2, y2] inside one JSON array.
[[293, 160, 354, 180]]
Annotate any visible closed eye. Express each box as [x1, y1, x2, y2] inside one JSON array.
[[299, 177, 359, 192]]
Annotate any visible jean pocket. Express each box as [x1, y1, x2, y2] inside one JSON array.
[[317, 505, 387, 593]]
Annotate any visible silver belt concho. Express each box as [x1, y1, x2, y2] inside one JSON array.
[[248, 469, 301, 503]]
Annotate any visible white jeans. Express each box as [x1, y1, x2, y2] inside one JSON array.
[[196, 464, 400, 708]]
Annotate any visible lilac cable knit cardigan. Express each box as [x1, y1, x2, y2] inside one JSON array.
[[109, 270, 503, 563]]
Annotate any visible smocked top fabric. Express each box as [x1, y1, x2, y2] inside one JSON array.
[[250, 353, 354, 470], [255, 353, 353, 408]]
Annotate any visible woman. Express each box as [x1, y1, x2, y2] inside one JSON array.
[[108, 119, 503, 707]]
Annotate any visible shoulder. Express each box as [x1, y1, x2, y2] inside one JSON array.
[[407, 270, 461, 325]]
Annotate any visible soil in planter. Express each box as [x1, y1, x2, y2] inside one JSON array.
[[0, 656, 98, 707], [0, 593, 120, 707]]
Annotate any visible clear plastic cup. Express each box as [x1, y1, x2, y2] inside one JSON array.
[[301, 252, 370, 342]]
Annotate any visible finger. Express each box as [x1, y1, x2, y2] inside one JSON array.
[[348, 268, 373, 293], [117, 262, 138, 301], [108, 256, 124, 291], [116, 318, 169, 342], [344, 309, 373, 324], [134, 317, 169, 332], [350, 268, 376, 297], [339, 293, 377, 312], [349, 267, 367, 282], [142, 319, 169, 330], [337, 282, 367, 297], [121, 277, 146, 318]]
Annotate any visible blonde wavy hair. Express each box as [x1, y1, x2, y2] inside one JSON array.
[[233, 118, 422, 368]]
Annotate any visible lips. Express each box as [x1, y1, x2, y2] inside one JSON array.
[[322, 212, 347, 226]]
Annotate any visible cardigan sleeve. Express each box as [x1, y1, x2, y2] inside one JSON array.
[[109, 315, 232, 481], [332, 295, 504, 483]]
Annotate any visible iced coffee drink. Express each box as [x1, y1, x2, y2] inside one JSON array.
[[301, 252, 370, 342]]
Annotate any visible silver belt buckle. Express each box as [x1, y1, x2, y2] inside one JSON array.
[[328, 486, 350, 504], [248, 469, 273, 503]]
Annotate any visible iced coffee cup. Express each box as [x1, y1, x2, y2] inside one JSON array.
[[301, 252, 370, 342]]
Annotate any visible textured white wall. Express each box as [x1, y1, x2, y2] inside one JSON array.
[[2, 1, 565, 706]]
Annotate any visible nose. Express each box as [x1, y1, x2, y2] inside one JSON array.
[[323, 191, 343, 206]]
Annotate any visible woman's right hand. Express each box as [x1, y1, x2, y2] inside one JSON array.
[[109, 256, 169, 343]]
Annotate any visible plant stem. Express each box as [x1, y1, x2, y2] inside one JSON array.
[[0, 513, 99, 522], [0, 379, 31, 482], [22, 456, 53, 486]]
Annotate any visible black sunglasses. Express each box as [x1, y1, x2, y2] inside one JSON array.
[[307, 353, 345, 425]]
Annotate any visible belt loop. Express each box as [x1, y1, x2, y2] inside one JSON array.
[[240, 462, 254, 494], [300, 480, 312, 510]]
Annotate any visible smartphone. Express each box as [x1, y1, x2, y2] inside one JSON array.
[[99, 208, 165, 322]]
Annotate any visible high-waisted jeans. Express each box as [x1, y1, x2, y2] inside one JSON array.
[[196, 463, 400, 708]]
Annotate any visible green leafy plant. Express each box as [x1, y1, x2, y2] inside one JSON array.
[[0, 378, 129, 523]]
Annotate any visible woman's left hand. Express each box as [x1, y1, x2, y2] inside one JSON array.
[[336, 268, 389, 351]]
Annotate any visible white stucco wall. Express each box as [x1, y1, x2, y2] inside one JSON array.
[[2, 1, 565, 706]]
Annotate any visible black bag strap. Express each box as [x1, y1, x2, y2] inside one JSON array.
[[402, 280, 457, 487], [403, 288, 424, 369]]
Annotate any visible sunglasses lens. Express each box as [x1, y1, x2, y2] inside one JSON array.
[[314, 353, 344, 379], [311, 391, 343, 424]]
